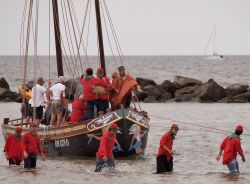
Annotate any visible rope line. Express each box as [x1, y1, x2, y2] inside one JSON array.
[[149, 114, 250, 136]]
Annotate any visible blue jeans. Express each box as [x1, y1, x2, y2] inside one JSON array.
[[227, 159, 239, 173], [94, 157, 115, 172]]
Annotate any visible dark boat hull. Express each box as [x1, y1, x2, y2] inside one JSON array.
[[2, 108, 149, 157]]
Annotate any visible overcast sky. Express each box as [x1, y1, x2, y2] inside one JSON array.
[[0, 0, 250, 55]]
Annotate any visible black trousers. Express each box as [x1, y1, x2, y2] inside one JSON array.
[[9, 158, 21, 165], [156, 155, 173, 173], [24, 154, 37, 168]]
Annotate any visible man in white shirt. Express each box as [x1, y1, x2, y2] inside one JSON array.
[[47, 76, 66, 127], [30, 77, 46, 127]]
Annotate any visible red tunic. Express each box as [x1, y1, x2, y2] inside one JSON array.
[[81, 76, 108, 101], [157, 132, 173, 161], [220, 136, 244, 164], [111, 74, 138, 106], [96, 132, 116, 160], [99, 76, 110, 101], [71, 99, 87, 124], [23, 132, 42, 155], [3, 134, 23, 161]]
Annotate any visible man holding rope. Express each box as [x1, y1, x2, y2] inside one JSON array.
[[156, 124, 179, 173]]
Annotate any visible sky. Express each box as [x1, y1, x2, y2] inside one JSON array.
[[0, 0, 250, 55]]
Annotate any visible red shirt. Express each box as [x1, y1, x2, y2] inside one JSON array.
[[81, 76, 108, 101], [3, 134, 23, 161], [96, 132, 116, 160], [99, 76, 110, 100], [71, 99, 87, 124], [157, 132, 174, 161], [220, 135, 244, 164], [23, 132, 42, 155]]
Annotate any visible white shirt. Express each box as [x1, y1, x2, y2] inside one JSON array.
[[50, 83, 66, 100], [30, 84, 47, 107]]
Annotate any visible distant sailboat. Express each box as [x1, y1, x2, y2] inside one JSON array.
[[203, 23, 226, 61]]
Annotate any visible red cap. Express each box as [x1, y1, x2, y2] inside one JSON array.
[[110, 123, 118, 129], [97, 67, 104, 73], [171, 124, 179, 130], [15, 126, 23, 132], [236, 125, 243, 132]]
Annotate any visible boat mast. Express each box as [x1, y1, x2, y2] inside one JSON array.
[[52, 0, 64, 77], [95, 0, 106, 76], [213, 22, 217, 55]]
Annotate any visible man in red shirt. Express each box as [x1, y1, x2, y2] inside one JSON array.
[[94, 123, 118, 172], [96, 67, 110, 113], [3, 127, 23, 165], [81, 68, 108, 119], [156, 124, 179, 173], [216, 125, 245, 173], [23, 123, 45, 168]]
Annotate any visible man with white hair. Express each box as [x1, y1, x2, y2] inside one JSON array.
[[30, 77, 46, 127], [47, 76, 66, 127]]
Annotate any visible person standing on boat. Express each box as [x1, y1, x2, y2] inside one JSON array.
[[3, 127, 23, 165], [111, 66, 141, 109], [96, 67, 110, 113], [30, 77, 46, 127], [23, 123, 45, 168], [47, 76, 66, 127], [156, 124, 179, 173], [94, 123, 119, 172], [216, 125, 245, 174], [81, 68, 108, 119]]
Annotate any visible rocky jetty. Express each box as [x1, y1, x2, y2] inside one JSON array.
[[0, 78, 21, 102], [136, 76, 250, 103]]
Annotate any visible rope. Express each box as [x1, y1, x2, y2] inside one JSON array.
[[149, 114, 250, 136], [19, 0, 29, 81], [84, 0, 92, 68], [23, 0, 34, 85], [71, 0, 90, 70], [67, 0, 84, 75], [60, 0, 78, 78], [32, 0, 40, 120], [99, 0, 119, 71], [48, 0, 51, 85], [103, 1, 126, 69]]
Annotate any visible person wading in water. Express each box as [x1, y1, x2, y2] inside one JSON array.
[[156, 124, 179, 173], [216, 125, 246, 174], [23, 123, 45, 168], [3, 127, 24, 165], [94, 123, 119, 172]]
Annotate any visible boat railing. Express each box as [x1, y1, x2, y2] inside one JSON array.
[[3, 117, 28, 127]]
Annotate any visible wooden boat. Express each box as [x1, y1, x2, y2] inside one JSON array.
[[2, 108, 149, 156], [2, 0, 150, 157]]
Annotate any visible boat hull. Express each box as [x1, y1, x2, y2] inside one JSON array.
[[2, 108, 149, 157]]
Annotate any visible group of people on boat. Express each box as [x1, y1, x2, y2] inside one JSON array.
[[20, 65, 141, 127], [3, 120, 245, 174]]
